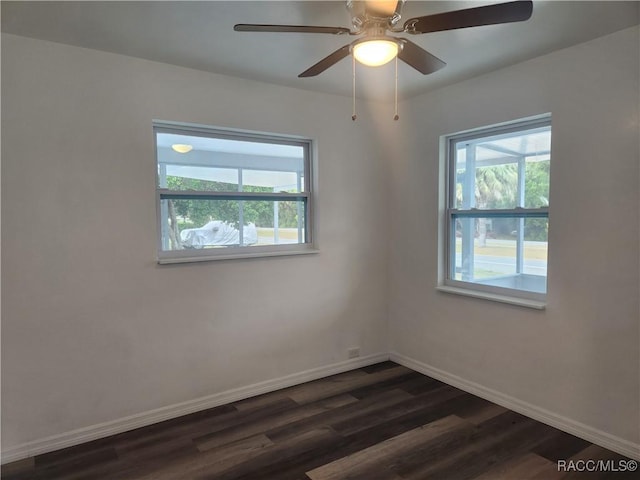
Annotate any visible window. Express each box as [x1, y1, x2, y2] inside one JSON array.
[[155, 122, 314, 263], [441, 116, 551, 306]]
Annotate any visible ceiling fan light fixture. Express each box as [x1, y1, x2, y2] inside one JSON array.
[[352, 38, 399, 67], [171, 144, 193, 154]]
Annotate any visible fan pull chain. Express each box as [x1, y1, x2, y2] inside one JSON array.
[[352, 55, 357, 121], [394, 55, 399, 121]]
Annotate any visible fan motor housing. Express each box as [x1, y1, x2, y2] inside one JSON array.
[[347, 0, 405, 33]]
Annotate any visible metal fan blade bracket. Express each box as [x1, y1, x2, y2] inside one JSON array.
[[233, 24, 351, 35]]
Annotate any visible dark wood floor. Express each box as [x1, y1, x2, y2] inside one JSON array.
[[2, 362, 636, 480]]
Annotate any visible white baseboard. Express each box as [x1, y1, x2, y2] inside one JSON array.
[[5, 351, 638, 465], [1, 352, 389, 464], [389, 351, 640, 461]]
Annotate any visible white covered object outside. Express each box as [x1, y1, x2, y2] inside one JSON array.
[[180, 220, 258, 248]]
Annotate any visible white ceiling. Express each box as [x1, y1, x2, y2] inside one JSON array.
[[2, 1, 638, 100]]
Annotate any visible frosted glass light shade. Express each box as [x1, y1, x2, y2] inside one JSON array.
[[353, 39, 398, 67], [172, 144, 193, 153]]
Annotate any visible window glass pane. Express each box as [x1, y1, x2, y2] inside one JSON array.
[[157, 132, 305, 192], [454, 146, 469, 208], [454, 126, 551, 210], [161, 166, 239, 191], [242, 170, 302, 193], [475, 162, 518, 209], [160, 199, 306, 250], [451, 216, 547, 294], [244, 200, 306, 245], [524, 157, 550, 208]]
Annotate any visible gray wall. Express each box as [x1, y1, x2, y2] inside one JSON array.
[[391, 26, 639, 445], [1, 34, 391, 450]]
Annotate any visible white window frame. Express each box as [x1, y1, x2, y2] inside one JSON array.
[[154, 121, 316, 264], [438, 115, 551, 309]]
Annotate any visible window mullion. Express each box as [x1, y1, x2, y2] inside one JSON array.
[[238, 167, 244, 246], [297, 172, 303, 243], [516, 148, 526, 273], [158, 164, 169, 250], [450, 208, 548, 218], [461, 144, 476, 281], [158, 190, 309, 201]]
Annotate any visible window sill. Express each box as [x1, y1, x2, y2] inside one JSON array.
[[436, 285, 546, 310], [158, 246, 320, 264]]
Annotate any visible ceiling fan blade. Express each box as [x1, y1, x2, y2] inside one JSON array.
[[404, 0, 533, 34], [397, 38, 446, 75], [299, 45, 351, 77], [234, 24, 351, 35]]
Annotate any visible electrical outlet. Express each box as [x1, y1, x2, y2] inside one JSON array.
[[347, 347, 360, 359]]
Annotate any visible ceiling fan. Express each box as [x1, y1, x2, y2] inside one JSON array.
[[234, 0, 534, 78]]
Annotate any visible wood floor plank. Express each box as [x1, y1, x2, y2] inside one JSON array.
[[391, 410, 536, 477], [344, 371, 425, 399], [472, 452, 560, 480], [111, 398, 292, 457], [401, 376, 448, 395], [33, 436, 117, 468], [533, 430, 592, 462], [133, 434, 274, 480], [29, 446, 119, 480], [360, 361, 402, 374], [232, 391, 294, 412], [327, 465, 405, 480], [195, 427, 342, 480], [397, 413, 559, 480], [233, 370, 370, 411], [392, 374, 445, 395], [455, 399, 508, 425], [306, 415, 469, 480], [0, 457, 36, 480], [330, 385, 466, 436], [286, 366, 412, 404], [115, 434, 199, 462], [335, 389, 478, 452], [265, 388, 413, 442], [218, 430, 352, 480], [194, 393, 357, 451], [108, 403, 237, 447]]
